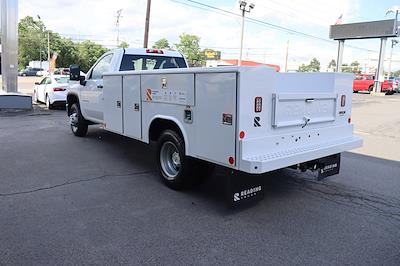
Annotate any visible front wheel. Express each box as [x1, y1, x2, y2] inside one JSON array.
[[69, 103, 88, 137]]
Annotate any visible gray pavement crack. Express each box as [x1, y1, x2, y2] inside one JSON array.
[[0, 170, 155, 197], [286, 171, 400, 223]]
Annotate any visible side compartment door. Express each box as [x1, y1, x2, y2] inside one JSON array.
[[194, 73, 237, 167], [123, 75, 142, 139], [103, 75, 123, 133]]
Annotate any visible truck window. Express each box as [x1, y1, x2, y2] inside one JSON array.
[[119, 55, 187, 71], [90, 53, 113, 79]]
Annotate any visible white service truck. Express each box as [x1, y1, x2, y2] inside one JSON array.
[[67, 48, 362, 199]]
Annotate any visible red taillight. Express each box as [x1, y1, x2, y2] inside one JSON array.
[[341, 95, 346, 107], [53, 87, 66, 92], [146, 49, 164, 54], [254, 97, 262, 112], [239, 131, 245, 139], [228, 157, 235, 165], [348, 117, 351, 124]]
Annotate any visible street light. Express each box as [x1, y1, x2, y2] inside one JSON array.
[[35, 15, 51, 71], [36, 15, 43, 69], [385, 7, 400, 79], [387, 39, 398, 78], [238, 0, 254, 66]]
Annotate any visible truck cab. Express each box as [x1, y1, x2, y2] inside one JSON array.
[[67, 48, 188, 124]]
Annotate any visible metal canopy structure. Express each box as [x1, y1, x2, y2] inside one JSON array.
[[329, 19, 399, 93], [0, 0, 31, 109], [1, 0, 18, 93]]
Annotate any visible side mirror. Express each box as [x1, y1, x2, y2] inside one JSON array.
[[79, 75, 86, 86], [69, 64, 81, 81], [34, 82, 40, 85]]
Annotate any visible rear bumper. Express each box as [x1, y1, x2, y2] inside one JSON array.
[[50, 92, 67, 104], [239, 136, 363, 174]]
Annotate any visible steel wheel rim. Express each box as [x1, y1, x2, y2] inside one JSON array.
[[69, 111, 78, 133], [160, 141, 181, 180]]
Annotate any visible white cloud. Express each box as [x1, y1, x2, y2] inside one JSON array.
[[20, 0, 398, 71]]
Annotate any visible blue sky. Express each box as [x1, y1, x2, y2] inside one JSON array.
[[19, 0, 400, 71]]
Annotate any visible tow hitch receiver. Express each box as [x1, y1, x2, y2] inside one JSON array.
[[292, 153, 341, 181]]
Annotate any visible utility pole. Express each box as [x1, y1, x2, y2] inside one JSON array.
[[36, 15, 43, 70], [238, 0, 254, 66], [47, 31, 50, 71], [116, 9, 123, 47], [387, 39, 398, 78], [143, 0, 151, 48], [284, 39, 289, 72]]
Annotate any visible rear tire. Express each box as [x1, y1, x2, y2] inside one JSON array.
[[69, 103, 88, 137], [156, 130, 215, 190], [46, 95, 53, 109], [157, 130, 191, 190], [33, 91, 39, 103], [368, 85, 373, 93]]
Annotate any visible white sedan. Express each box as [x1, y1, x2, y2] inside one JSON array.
[[33, 75, 69, 109]]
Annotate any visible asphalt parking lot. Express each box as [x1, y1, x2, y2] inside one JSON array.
[[1, 80, 400, 265]]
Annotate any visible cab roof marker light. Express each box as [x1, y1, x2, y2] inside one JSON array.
[[146, 49, 164, 54]]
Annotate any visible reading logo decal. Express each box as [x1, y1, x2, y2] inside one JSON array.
[[233, 186, 262, 202]]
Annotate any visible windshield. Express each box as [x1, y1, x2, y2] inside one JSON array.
[[119, 55, 187, 71], [54, 77, 69, 84]]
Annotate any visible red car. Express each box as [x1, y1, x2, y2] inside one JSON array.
[[353, 74, 394, 93]]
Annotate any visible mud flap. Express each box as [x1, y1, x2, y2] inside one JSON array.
[[226, 170, 264, 208], [317, 153, 341, 180]]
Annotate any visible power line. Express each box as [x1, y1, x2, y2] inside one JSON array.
[[172, 0, 377, 53]]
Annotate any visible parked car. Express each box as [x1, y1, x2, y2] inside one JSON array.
[[33, 75, 69, 109], [36, 70, 50, 77], [19, 67, 44, 77], [388, 77, 400, 92], [54, 68, 70, 75], [352, 74, 394, 93]]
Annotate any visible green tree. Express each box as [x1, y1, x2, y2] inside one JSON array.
[[298, 63, 308, 72], [392, 70, 400, 77], [175, 33, 204, 66], [297, 58, 320, 72], [309, 58, 320, 72], [328, 59, 336, 69], [48, 32, 79, 68], [153, 38, 170, 49], [118, 41, 129, 48], [18, 16, 47, 69], [342, 61, 361, 74], [18, 16, 108, 72], [350, 61, 361, 74], [76, 41, 109, 72]]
